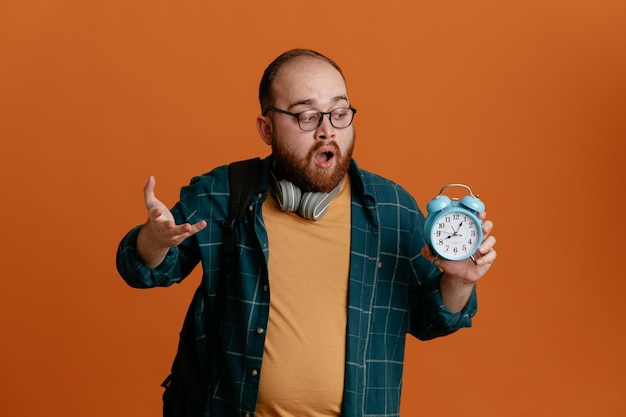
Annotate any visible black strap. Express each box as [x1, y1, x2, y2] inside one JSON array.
[[221, 157, 261, 280]]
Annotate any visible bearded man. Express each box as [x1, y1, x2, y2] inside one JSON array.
[[116, 49, 497, 417]]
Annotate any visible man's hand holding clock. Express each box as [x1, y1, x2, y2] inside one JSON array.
[[421, 184, 497, 313]]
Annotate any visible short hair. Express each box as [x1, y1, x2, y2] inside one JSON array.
[[258, 49, 345, 112]]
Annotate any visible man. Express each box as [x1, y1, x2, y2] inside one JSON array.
[[116, 49, 497, 417]]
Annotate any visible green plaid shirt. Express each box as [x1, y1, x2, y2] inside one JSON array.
[[117, 156, 477, 417]]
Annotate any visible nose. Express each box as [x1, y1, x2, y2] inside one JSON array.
[[314, 113, 335, 140]]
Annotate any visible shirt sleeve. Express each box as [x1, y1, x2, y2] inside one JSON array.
[[408, 272, 477, 340], [114, 169, 226, 288], [115, 224, 199, 288]]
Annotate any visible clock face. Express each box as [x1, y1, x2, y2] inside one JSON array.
[[430, 210, 481, 260]]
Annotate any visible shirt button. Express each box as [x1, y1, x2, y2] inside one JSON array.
[[244, 413, 252, 417], [263, 284, 268, 292], [256, 328, 264, 334], [248, 204, 254, 211], [251, 369, 258, 376], [377, 261, 383, 268]]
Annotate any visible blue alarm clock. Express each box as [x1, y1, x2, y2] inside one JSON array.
[[423, 184, 485, 261]]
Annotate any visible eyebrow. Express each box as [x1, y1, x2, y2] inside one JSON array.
[[287, 95, 348, 111]]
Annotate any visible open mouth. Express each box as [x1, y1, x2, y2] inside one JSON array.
[[316, 150, 334, 163], [314, 147, 336, 168], [314, 143, 339, 168]]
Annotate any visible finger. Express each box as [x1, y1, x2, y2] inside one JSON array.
[[149, 222, 190, 245], [143, 175, 157, 208], [156, 221, 206, 246], [164, 221, 207, 238], [421, 244, 434, 260], [481, 220, 494, 237], [176, 221, 207, 238], [420, 245, 445, 270], [191, 220, 207, 233], [478, 235, 496, 252], [148, 207, 171, 224], [476, 248, 497, 266], [476, 237, 497, 265]]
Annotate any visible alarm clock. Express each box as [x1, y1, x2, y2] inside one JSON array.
[[423, 184, 485, 261]]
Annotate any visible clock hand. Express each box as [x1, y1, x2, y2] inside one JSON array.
[[450, 224, 461, 235], [451, 221, 464, 234]]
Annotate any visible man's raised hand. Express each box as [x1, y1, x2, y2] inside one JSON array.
[[137, 176, 207, 268]]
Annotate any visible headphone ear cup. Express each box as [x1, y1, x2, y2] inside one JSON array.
[[271, 174, 343, 220], [298, 181, 344, 221], [274, 179, 302, 213], [299, 192, 329, 221]]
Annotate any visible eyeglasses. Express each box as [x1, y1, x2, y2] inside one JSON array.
[[263, 106, 357, 131]]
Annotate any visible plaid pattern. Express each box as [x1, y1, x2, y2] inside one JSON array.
[[117, 156, 477, 417]]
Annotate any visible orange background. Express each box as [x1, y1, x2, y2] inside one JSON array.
[[1, 1, 625, 416]]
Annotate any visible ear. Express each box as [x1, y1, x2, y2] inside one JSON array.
[[256, 115, 273, 146]]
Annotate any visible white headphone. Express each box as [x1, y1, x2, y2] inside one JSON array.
[[271, 173, 342, 221]]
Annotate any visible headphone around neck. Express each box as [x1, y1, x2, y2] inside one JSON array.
[[271, 173, 343, 221]]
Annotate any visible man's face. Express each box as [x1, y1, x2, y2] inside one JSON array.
[[265, 57, 355, 193]]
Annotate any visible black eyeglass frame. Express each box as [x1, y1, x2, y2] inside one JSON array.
[[262, 106, 357, 131]]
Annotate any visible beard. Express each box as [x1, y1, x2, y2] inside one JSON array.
[[272, 130, 355, 193]]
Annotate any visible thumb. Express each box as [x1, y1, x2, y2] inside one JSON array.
[[143, 175, 157, 208], [421, 245, 437, 263]]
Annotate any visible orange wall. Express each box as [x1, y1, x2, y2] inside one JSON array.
[[1, 1, 625, 416]]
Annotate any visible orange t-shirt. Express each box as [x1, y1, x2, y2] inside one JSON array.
[[256, 176, 351, 417]]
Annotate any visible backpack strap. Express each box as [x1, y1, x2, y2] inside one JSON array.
[[221, 157, 262, 280]]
